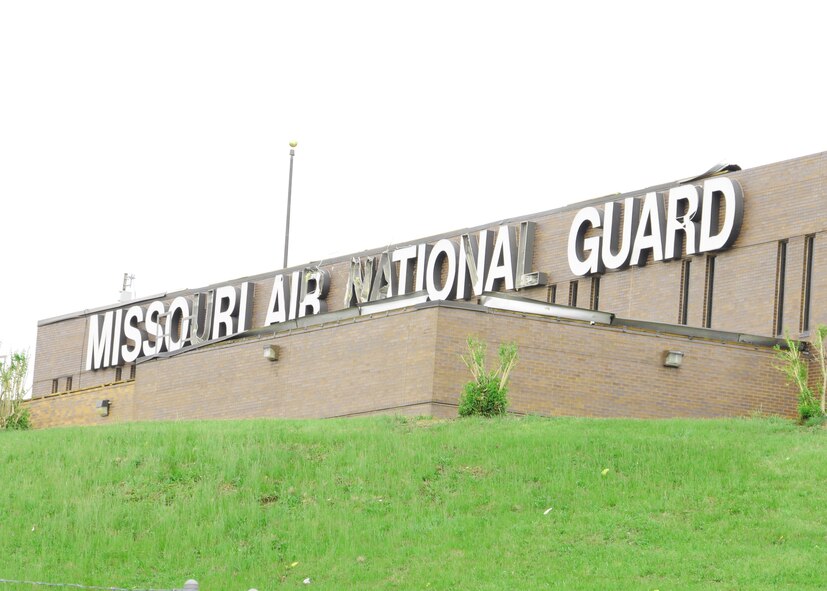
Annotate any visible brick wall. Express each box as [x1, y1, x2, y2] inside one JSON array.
[[26, 304, 798, 428], [31, 151, 825, 420], [132, 308, 439, 422], [432, 307, 795, 418], [25, 381, 135, 429]]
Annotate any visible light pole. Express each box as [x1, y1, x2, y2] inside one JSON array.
[[283, 140, 298, 269]]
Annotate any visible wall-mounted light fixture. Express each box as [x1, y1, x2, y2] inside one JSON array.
[[96, 399, 111, 417], [663, 350, 684, 368], [263, 344, 279, 361]]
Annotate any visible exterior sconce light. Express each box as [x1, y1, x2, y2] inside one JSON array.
[[663, 350, 684, 368], [263, 344, 279, 361], [96, 399, 111, 417]]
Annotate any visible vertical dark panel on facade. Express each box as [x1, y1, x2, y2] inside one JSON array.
[[774, 240, 787, 336], [703, 256, 716, 328], [568, 281, 578, 307], [590, 276, 601, 310], [547, 284, 557, 304], [801, 235, 815, 333], [678, 259, 691, 325]]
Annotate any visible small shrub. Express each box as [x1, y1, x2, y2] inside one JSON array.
[[798, 390, 821, 423], [4, 407, 30, 431], [458, 338, 517, 417], [774, 331, 825, 424], [812, 325, 827, 414], [459, 377, 507, 417], [1, 348, 31, 430]]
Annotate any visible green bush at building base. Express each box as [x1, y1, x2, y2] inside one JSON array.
[[458, 338, 517, 417]]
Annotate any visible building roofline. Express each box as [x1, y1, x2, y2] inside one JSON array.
[[132, 293, 793, 366], [37, 150, 827, 326]]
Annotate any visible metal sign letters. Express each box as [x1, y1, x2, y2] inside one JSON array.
[[85, 178, 745, 371], [567, 177, 744, 276]]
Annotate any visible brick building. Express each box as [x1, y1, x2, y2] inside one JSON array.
[[27, 152, 826, 428]]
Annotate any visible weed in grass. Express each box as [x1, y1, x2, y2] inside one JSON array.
[[804, 414, 827, 428]]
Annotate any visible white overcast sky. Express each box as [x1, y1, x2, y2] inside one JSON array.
[[1, 1, 825, 365]]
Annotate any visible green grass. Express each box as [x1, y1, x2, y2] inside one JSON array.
[[2, 415, 827, 590]]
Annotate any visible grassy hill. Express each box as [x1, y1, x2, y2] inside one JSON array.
[[1, 416, 826, 590]]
